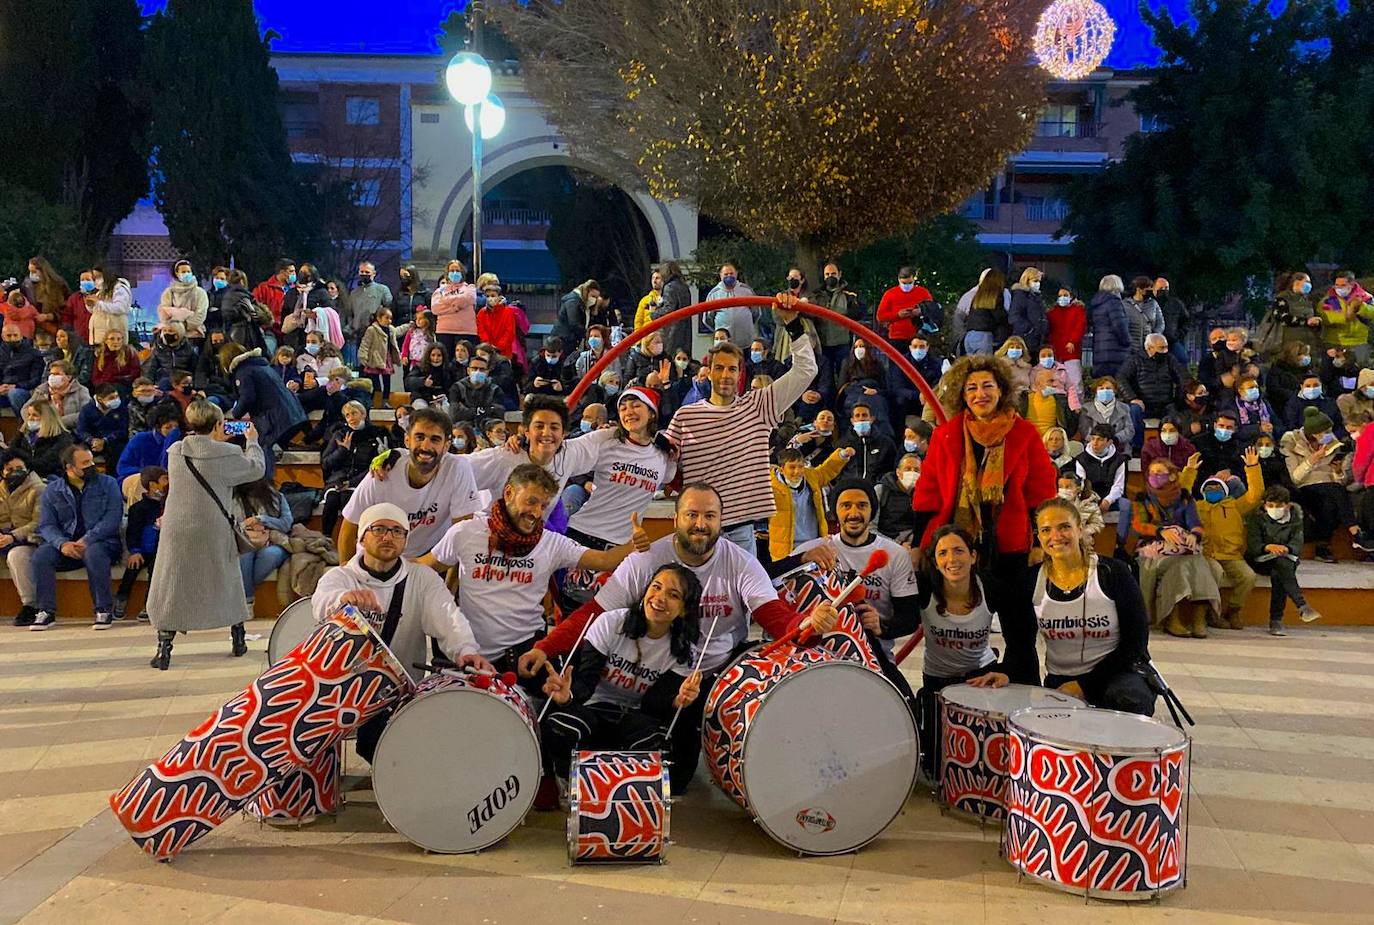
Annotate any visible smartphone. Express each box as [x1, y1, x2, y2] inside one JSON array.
[[224, 420, 250, 437]]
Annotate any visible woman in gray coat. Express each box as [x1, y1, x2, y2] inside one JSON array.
[[147, 399, 265, 670]]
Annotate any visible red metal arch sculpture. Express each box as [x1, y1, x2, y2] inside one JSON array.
[[568, 295, 948, 426]]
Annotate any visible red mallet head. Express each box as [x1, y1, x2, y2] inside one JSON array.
[[470, 673, 492, 690], [861, 548, 890, 577], [501, 671, 518, 688]]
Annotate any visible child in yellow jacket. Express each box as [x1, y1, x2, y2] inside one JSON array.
[[1181, 446, 1264, 629], [768, 446, 853, 561]]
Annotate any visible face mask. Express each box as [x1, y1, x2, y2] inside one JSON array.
[[750, 350, 764, 364], [1006, 349, 1023, 360], [899, 471, 918, 490], [1317, 431, 1336, 445], [1030, 281, 1041, 293], [25, 420, 40, 432], [47, 374, 67, 390], [79, 464, 98, 482], [4, 468, 27, 490], [1039, 356, 1055, 369], [825, 277, 840, 290], [211, 278, 227, 291], [102, 397, 122, 411], [853, 347, 866, 361], [178, 272, 195, 285], [816, 426, 833, 436], [911, 346, 927, 361], [287, 272, 298, 285], [1214, 428, 1233, 442], [358, 274, 373, 286], [675, 358, 689, 371], [604, 383, 620, 396], [588, 337, 603, 351], [853, 420, 872, 436], [1057, 487, 1078, 501], [1258, 445, 1274, 458], [1191, 391, 1208, 403], [580, 420, 594, 434], [451, 437, 467, 450], [899, 282, 915, 293], [1203, 489, 1226, 504], [903, 439, 918, 453], [1242, 387, 1259, 401], [135, 393, 155, 405], [788, 278, 802, 291], [1337, 286, 1353, 299], [1056, 296, 1071, 307], [783, 474, 804, 490], [1040, 387, 1056, 398], [1147, 473, 1172, 489], [448, 271, 462, 283], [1296, 354, 1312, 367], [469, 370, 488, 386], [722, 274, 737, 287], [545, 353, 561, 365], [162, 335, 180, 347], [1266, 506, 1287, 521], [1160, 431, 1179, 446], [1301, 386, 1322, 400], [305, 342, 320, 356], [1096, 388, 1114, 404], [1364, 386, 1374, 399], [1301, 281, 1313, 295], [80, 280, 97, 294]]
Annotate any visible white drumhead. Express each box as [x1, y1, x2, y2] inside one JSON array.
[[1011, 706, 1188, 754], [268, 598, 316, 665], [940, 683, 1083, 718], [372, 686, 541, 853], [741, 662, 917, 855]]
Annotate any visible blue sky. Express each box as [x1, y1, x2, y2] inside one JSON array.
[[135, 1, 1214, 69]]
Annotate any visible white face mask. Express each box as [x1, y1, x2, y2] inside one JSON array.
[[1160, 431, 1178, 446], [1266, 506, 1288, 521], [898, 471, 917, 490], [782, 473, 804, 490], [1057, 487, 1078, 501], [1258, 445, 1275, 458], [1029, 281, 1041, 293], [853, 347, 866, 361]]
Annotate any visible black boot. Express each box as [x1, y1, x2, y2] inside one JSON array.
[[231, 623, 248, 657], [150, 630, 174, 670]]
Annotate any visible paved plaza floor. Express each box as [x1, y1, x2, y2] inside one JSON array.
[[0, 619, 1371, 924]]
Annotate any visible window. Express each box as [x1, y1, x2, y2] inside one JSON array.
[[281, 92, 321, 138], [352, 178, 382, 208], [420, 112, 441, 124], [1139, 113, 1168, 133], [1036, 103, 1079, 138], [345, 96, 381, 126]]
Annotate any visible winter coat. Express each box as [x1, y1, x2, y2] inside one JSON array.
[[809, 281, 864, 349], [404, 362, 459, 402], [221, 284, 267, 353], [912, 412, 1057, 555], [766, 449, 848, 561], [449, 378, 507, 423], [37, 472, 123, 550], [1088, 291, 1131, 375], [1245, 503, 1303, 561], [1281, 429, 1349, 488], [1140, 434, 1196, 472], [280, 286, 339, 350], [279, 524, 341, 599], [17, 431, 73, 480], [1008, 285, 1048, 354], [837, 430, 898, 482], [431, 281, 479, 337], [89, 279, 131, 344], [875, 470, 917, 541], [142, 337, 198, 386], [1269, 291, 1322, 350], [1283, 394, 1344, 438], [0, 471, 45, 544], [228, 352, 307, 439], [76, 402, 129, 448], [358, 322, 401, 372], [1116, 352, 1186, 414], [1181, 461, 1264, 561], [32, 381, 91, 430], [1320, 284, 1374, 348], [148, 436, 265, 631], [0, 339, 45, 389], [1192, 430, 1245, 486], [194, 343, 235, 398], [321, 422, 392, 487], [1076, 399, 1135, 446], [158, 279, 209, 336], [89, 347, 142, 390], [394, 285, 430, 328], [476, 302, 518, 358], [116, 427, 179, 481], [1159, 293, 1192, 346], [654, 275, 695, 360], [1046, 300, 1088, 362], [1124, 297, 1165, 357], [1265, 359, 1309, 415]]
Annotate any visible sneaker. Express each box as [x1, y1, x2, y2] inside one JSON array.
[[29, 611, 55, 631], [113, 593, 129, 621], [1315, 544, 1336, 564], [136, 611, 150, 622], [1353, 533, 1374, 553], [1300, 606, 1323, 623], [12, 605, 36, 627], [1269, 622, 1288, 637], [92, 611, 113, 631]]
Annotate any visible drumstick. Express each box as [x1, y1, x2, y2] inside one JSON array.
[[893, 625, 925, 666], [760, 548, 891, 656], [536, 613, 600, 722], [664, 615, 720, 741]]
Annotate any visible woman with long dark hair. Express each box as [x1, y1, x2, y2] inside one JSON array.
[[232, 475, 293, 613], [541, 563, 704, 780]]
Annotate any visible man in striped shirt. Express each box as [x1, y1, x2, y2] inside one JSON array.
[[665, 298, 816, 552]]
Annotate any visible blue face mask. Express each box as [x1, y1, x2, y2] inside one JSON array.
[[604, 383, 620, 396], [1299, 354, 1312, 367], [1214, 427, 1234, 442], [580, 420, 593, 433], [588, 337, 603, 352], [1096, 388, 1114, 404], [853, 420, 872, 436], [1301, 281, 1313, 295], [469, 370, 487, 386], [911, 346, 927, 361], [447, 271, 462, 283], [1242, 387, 1259, 401], [212, 279, 227, 291], [1007, 349, 1023, 360], [903, 439, 918, 452], [79, 280, 96, 293], [305, 343, 320, 355], [722, 274, 737, 287], [750, 350, 764, 363], [287, 272, 297, 285], [546, 353, 561, 364], [1039, 356, 1055, 369], [1301, 386, 1322, 400], [1202, 489, 1226, 504], [178, 272, 195, 285]]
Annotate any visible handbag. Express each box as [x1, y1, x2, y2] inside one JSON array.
[[184, 456, 256, 554]]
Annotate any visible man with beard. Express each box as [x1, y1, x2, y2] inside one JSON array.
[[518, 482, 839, 787], [422, 464, 650, 677], [313, 502, 492, 762], [338, 406, 480, 560]]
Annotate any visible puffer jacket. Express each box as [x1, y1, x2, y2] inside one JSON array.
[[1007, 285, 1048, 354], [0, 471, 45, 544], [1182, 460, 1264, 560], [1088, 291, 1131, 376]]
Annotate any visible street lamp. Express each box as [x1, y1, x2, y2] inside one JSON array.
[[446, 50, 501, 277]]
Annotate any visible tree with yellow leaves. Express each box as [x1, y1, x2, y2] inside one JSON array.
[[481, 0, 1048, 268]]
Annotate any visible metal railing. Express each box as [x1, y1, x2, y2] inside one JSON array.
[[1024, 200, 1071, 222], [1034, 120, 1102, 139]]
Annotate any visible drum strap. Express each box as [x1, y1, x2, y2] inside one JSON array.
[[381, 578, 407, 646]]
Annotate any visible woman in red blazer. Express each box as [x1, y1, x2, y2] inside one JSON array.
[[912, 354, 1058, 576]]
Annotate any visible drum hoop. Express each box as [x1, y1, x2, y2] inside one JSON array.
[[937, 684, 1084, 723], [1008, 707, 1190, 756], [373, 682, 542, 854], [566, 750, 672, 862], [267, 597, 314, 664], [737, 658, 919, 856]]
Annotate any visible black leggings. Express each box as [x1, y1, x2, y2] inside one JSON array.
[[320, 485, 354, 539], [542, 701, 682, 779]]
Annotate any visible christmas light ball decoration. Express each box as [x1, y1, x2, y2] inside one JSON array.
[[1034, 0, 1116, 80]]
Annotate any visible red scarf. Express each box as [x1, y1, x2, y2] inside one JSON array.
[[487, 498, 543, 556]]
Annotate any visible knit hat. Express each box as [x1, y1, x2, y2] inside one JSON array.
[[358, 502, 410, 537], [830, 478, 878, 516], [617, 386, 660, 415], [1302, 406, 1334, 436], [1200, 477, 1228, 495]]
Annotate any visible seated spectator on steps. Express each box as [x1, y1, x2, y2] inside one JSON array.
[[0, 451, 46, 626], [28, 443, 124, 630], [233, 476, 294, 611], [76, 383, 129, 468], [117, 403, 182, 482], [1245, 486, 1322, 636], [115, 465, 167, 622]]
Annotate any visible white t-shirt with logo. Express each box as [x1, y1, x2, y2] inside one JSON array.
[[920, 596, 998, 679], [594, 535, 778, 672], [584, 608, 688, 708], [790, 534, 917, 627], [567, 437, 675, 543], [430, 517, 588, 656], [1032, 563, 1121, 678], [342, 451, 480, 558], [467, 429, 615, 495]]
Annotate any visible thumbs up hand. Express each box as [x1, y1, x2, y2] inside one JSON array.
[[629, 512, 651, 552]]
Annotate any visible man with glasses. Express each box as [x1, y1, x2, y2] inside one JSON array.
[[313, 501, 492, 762]]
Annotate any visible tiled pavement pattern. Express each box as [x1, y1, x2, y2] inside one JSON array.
[[1, 620, 1372, 925]]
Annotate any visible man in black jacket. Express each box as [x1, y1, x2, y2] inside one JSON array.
[[142, 322, 198, 389], [449, 352, 507, 423], [1117, 333, 1187, 448], [0, 323, 46, 413], [1192, 410, 1246, 488], [838, 403, 897, 481]]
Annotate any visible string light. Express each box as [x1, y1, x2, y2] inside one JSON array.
[[1034, 0, 1116, 80]]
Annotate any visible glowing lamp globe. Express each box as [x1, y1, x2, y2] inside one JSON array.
[[446, 51, 493, 106], [464, 93, 507, 140], [1034, 0, 1116, 81]]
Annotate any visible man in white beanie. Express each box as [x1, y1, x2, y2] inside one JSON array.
[[313, 501, 492, 762]]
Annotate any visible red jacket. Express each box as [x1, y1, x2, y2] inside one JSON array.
[[60, 292, 93, 342], [912, 412, 1057, 554], [253, 279, 288, 331], [1354, 426, 1374, 486], [90, 347, 144, 389], [876, 284, 933, 341], [1045, 301, 1087, 361], [476, 302, 517, 358]]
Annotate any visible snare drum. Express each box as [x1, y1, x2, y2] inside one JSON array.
[[245, 742, 342, 824], [938, 684, 1083, 821], [110, 605, 411, 860], [702, 645, 918, 856], [567, 750, 671, 864], [267, 597, 315, 665], [372, 671, 541, 853], [1003, 707, 1190, 900]]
